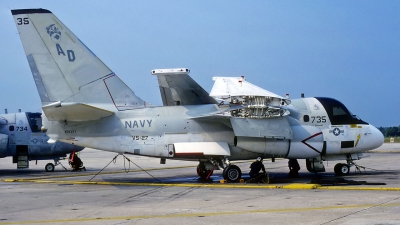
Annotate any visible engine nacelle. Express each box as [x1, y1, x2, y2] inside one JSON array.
[[0, 133, 9, 158], [235, 136, 289, 157], [235, 125, 323, 159], [286, 125, 324, 159]]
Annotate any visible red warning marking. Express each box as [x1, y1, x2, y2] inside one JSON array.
[[301, 132, 323, 153]]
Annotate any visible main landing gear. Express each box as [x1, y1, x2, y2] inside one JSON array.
[[222, 165, 242, 182], [197, 162, 214, 180], [197, 157, 243, 183]]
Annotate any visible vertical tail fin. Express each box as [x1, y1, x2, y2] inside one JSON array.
[[152, 68, 217, 106], [12, 9, 144, 111]]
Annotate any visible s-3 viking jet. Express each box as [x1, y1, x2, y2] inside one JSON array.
[[155, 72, 384, 177], [11, 9, 383, 182], [0, 110, 84, 171]]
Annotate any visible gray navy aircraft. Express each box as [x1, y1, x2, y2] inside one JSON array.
[[11, 8, 384, 182], [0, 110, 84, 171]]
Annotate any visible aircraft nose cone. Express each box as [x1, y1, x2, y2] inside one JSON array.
[[367, 125, 384, 150]]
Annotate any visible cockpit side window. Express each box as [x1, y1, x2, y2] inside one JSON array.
[[315, 97, 368, 125], [332, 107, 347, 116], [26, 112, 43, 132]]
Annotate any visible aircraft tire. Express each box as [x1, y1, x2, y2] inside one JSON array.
[[334, 163, 349, 176], [197, 164, 213, 179], [223, 165, 241, 182], [45, 163, 55, 172]]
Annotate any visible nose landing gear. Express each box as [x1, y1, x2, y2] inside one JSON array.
[[334, 163, 350, 175], [45, 162, 55, 172], [45, 158, 68, 172]]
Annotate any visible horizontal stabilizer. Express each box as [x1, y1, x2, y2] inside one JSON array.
[[174, 142, 230, 157], [42, 102, 114, 121]]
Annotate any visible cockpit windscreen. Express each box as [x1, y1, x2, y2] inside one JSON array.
[[315, 97, 368, 125], [26, 112, 43, 132]]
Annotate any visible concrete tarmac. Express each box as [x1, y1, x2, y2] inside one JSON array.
[[0, 143, 399, 224]]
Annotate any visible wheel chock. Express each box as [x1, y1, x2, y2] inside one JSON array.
[[220, 179, 227, 183]]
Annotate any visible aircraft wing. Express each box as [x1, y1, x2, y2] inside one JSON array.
[[210, 76, 287, 101], [209, 76, 290, 119], [152, 68, 217, 106], [42, 102, 114, 121], [189, 104, 242, 120]]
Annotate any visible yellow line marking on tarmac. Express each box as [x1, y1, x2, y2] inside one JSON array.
[[3, 179, 315, 189], [318, 186, 400, 191], [3, 165, 197, 180], [1, 202, 400, 224], [3, 179, 400, 191]]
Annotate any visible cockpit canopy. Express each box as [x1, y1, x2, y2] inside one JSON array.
[[26, 112, 42, 132], [315, 97, 368, 125]]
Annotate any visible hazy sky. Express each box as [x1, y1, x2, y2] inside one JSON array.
[[1, 1, 399, 127]]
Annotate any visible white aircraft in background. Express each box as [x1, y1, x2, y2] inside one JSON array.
[[11, 8, 383, 182], [0, 110, 83, 171]]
